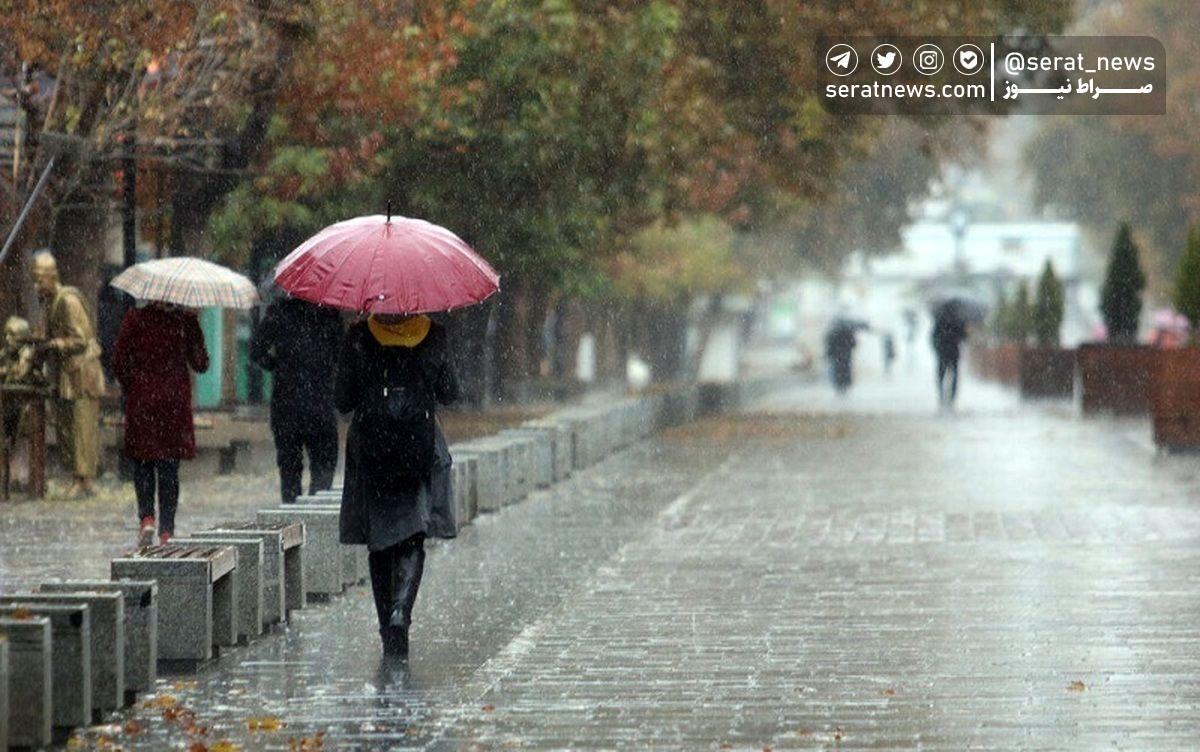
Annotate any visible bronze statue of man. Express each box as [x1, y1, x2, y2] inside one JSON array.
[[32, 252, 105, 498]]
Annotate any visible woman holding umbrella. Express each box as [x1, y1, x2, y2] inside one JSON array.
[[110, 257, 257, 546], [275, 213, 498, 659]]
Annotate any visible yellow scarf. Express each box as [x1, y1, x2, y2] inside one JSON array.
[[368, 315, 431, 347]]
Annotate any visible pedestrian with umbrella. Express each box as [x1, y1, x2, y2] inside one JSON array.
[[930, 296, 984, 408], [824, 316, 869, 393], [110, 257, 258, 546], [274, 212, 499, 660]]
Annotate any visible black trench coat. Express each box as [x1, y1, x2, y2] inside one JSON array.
[[335, 321, 459, 550]]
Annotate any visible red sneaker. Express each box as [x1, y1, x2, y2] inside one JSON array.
[[159, 531, 173, 546], [138, 517, 156, 548]]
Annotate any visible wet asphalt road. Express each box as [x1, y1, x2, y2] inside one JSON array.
[[5, 371, 1200, 750]]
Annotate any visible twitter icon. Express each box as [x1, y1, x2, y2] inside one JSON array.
[[872, 43, 902, 75]]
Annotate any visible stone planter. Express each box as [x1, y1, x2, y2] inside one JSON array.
[[1077, 342, 1156, 415], [1019, 347, 1075, 399], [970, 343, 1021, 386], [1151, 347, 1200, 450]]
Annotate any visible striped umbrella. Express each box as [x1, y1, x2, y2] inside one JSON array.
[[110, 257, 259, 309]]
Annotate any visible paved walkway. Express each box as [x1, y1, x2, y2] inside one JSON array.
[[7, 368, 1200, 750]]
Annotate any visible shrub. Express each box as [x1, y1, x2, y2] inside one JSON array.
[[1100, 222, 1146, 342]]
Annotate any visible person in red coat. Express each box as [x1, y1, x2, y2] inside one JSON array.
[[112, 302, 209, 546]]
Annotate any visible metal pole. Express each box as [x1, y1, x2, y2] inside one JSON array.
[[0, 154, 56, 267], [122, 131, 137, 268]]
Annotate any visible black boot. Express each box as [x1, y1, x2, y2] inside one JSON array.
[[386, 536, 426, 659], [369, 547, 404, 656], [379, 625, 408, 657]]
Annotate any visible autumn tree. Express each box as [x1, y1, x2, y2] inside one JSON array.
[[0, 0, 313, 316]]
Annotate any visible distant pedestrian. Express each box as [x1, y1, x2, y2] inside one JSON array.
[[824, 319, 860, 393], [882, 333, 897, 377], [335, 313, 459, 659], [250, 297, 344, 503], [932, 303, 970, 407], [112, 302, 209, 546]]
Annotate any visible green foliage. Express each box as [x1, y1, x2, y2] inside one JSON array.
[[614, 215, 747, 303], [1100, 223, 1146, 341], [1174, 225, 1200, 333], [993, 283, 1033, 344], [1033, 260, 1065, 347], [384, 0, 685, 292]]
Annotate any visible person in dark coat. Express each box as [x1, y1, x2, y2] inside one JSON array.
[[112, 302, 208, 546], [250, 297, 344, 503], [932, 304, 970, 407], [824, 320, 859, 393], [335, 313, 459, 658]]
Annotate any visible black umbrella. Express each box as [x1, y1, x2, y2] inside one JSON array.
[[932, 296, 986, 325]]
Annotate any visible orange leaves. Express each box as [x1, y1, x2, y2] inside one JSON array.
[[247, 716, 286, 731], [188, 742, 241, 752], [288, 730, 326, 750], [1067, 680, 1086, 692]]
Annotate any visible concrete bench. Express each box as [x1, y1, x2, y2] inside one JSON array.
[[502, 428, 555, 489], [519, 419, 573, 483], [204, 521, 304, 621], [0, 636, 6, 751], [1, 591, 124, 717], [292, 497, 366, 585], [452, 440, 513, 511], [171, 537, 264, 643], [554, 409, 603, 468], [257, 508, 342, 598], [111, 545, 238, 663], [450, 444, 500, 513], [41, 580, 156, 704], [452, 457, 478, 527], [0, 603, 91, 730], [0, 616, 52, 748], [505, 435, 536, 500]]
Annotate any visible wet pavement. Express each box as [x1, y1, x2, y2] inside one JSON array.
[[5, 367, 1200, 749]]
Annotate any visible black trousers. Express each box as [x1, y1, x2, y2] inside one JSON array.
[[367, 534, 426, 631], [937, 353, 960, 404], [272, 415, 338, 503], [132, 459, 180, 534]]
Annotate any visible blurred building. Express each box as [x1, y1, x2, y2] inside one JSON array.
[[844, 219, 1094, 345]]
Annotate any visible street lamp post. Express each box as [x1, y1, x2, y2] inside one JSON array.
[[950, 208, 970, 278]]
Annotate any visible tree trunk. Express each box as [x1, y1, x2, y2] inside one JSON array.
[[644, 298, 689, 382], [685, 294, 723, 380], [446, 302, 493, 408], [47, 201, 108, 315]]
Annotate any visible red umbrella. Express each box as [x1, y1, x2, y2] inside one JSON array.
[[273, 214, 500, 314]]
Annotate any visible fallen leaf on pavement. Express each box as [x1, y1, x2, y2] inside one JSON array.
[[143, 694, 178, 709], [1067, 680, 1086, 692], [247, 716, 285, 731]]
